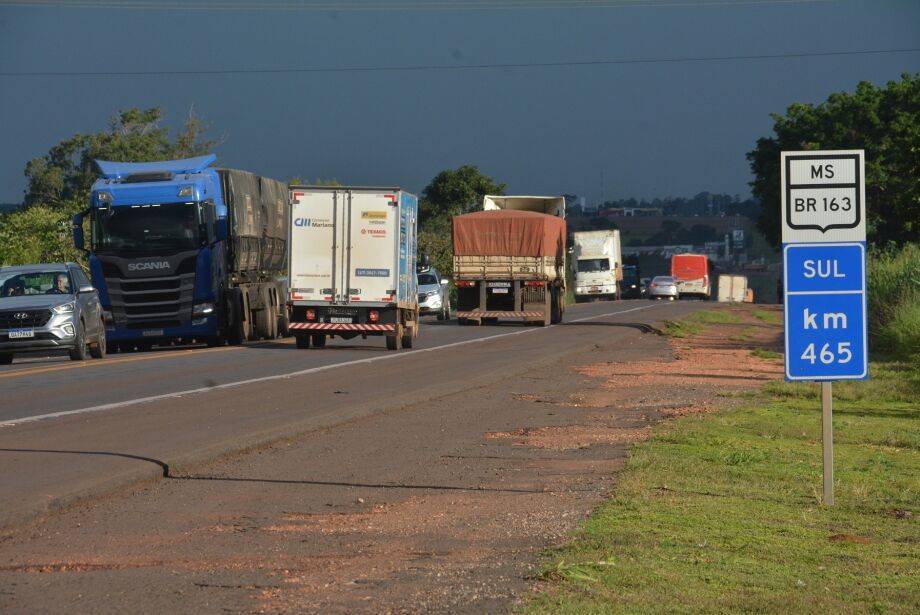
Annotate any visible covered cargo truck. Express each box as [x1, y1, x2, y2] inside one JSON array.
[[573, 230, 622, 302], [453, 195, 566, 326], [671, 253, 711, 299], [73, 155, 289, 350], [287, 186, 419, 350]]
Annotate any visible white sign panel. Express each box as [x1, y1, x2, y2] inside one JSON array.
[[781, 150, 865, 243]]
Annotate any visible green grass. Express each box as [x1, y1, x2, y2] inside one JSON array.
[[527, 361, 920, 615], [868, 244, 920, 360], [752, 309, 782, 325], [751, 348, 782, 360], [662, 309, 742, 338]]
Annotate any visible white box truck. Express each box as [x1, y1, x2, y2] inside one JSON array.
[[287, 186, 419, 350], [573, 230, 622, 302], [717, 274, 748, 303]]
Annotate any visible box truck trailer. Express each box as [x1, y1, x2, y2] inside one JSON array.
[[286, 186, 419, 350]]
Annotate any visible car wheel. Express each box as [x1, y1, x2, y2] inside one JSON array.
[[69, 320, 90, 361], [0, 353, 13, 365], [89, 322, 107, 359]]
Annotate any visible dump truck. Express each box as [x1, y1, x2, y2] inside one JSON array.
[[573, 229, 622, 302], [671, 253, 711, 299], [72, 155, 289, 350], [286, 186, 419, 350], [453, 195, 566, 326]]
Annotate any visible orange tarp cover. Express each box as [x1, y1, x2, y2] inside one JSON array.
[[452, 210, 566, 257]]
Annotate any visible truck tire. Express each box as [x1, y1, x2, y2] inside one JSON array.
[[295, 334, 310, 349], [550, 288, 563, 324], [227, 289, 245, 345], [311, 333, 326, 348], [401, 325, 414, 348], [386, 325, 403, 351], [254, 287, 274, 340]]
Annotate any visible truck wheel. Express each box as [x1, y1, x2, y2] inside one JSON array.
[[386, 325, 403, 351], [311, 333, 326, 348], [69, 321, 90, 361], [457, 317, 467, 326], [295, 334, 310, 349], [401, 326, 414, 348], [89, 322, 107, 359]]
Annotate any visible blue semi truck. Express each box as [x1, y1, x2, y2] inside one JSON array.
[[72, 155, 289, 351]]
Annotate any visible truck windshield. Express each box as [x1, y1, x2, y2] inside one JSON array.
[[577, 258, 610, 273], [92, 202, 203, 254]]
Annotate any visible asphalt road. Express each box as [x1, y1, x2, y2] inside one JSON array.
[[0, 299, 706, 530]]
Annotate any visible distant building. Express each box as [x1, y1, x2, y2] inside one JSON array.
[[603, 207, 662, 217]]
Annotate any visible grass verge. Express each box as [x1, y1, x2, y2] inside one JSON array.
[[527, 361, 920, 614], [663, 308, 743, 338]]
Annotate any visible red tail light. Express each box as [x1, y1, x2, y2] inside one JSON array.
[[650, 283, 657, 287], [524, 280, 545, 287], [368, 310, 379, 323], [305, 309, 316, 321], [455, 280, 476, 287]]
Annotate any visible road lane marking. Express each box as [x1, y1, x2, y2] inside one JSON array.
[[0, 339, 292, 381], [1, 303, 664, 427]]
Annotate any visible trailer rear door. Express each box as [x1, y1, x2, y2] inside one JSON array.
[[344, 190, 400, 303]]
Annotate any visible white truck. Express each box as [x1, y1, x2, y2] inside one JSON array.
[[286, 186, 419, 350], [717, 274, 748, 303], [573, 230, 622, 302]]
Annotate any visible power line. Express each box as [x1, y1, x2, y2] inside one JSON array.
[[1, 48, 917, 78], [0, 0, 838, 11]]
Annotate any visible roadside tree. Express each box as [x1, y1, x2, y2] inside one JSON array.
[[747, 73, 919, 247]]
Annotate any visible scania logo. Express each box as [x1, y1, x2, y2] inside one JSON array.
[[127, 261, 171, 272], [14, 312, 29, 320]]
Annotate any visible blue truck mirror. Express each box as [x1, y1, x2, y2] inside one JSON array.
[[72, 213, 85, 250]]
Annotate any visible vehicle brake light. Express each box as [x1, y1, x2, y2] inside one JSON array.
[[368, 310, 379, 322], [650, 283, 657, 287], [524, 281, 545, 287], [306, 309, 316, 321], [455, 280, 475, 287]]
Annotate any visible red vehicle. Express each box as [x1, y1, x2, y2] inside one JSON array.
[[670, 253, 710, 299]]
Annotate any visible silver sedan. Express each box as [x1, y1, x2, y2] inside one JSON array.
[[648, 276, 679, 300]]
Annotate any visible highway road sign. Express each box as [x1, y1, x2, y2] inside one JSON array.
[[781, 150, 865, 244], [783, 243, 868, 381]]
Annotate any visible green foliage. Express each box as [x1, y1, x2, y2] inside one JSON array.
[[416, 165, 505, 278], [24, 107, 216, 210], [868, 243, 920, 359], [0, 199, 85, 266], [528, 361, 920, 614], [418, 164, 505, 227], [747, 73, 920, 247]]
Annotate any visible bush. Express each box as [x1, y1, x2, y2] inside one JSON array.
[[868, 243, 920, 359]]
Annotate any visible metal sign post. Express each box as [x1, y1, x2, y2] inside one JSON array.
[[781, 150, 868, 506]]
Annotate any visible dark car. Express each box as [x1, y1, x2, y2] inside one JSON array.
[[0, 263, 107, 364]]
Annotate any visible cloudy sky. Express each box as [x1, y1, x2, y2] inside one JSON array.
[[0, 0, 917, 204]]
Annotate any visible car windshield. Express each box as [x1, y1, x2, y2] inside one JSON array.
[[653, 277, 675, 284], [418, 273, 439, 286], [577, 258, 610, 273], [93, 202, 203, 254], [0, 270, 71, 297]]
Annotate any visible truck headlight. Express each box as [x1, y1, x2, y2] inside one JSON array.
[[192, 302, 215, 317], [52, 302, 75, 314]]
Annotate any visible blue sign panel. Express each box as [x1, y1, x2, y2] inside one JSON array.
[[783, 242, 868, 381]]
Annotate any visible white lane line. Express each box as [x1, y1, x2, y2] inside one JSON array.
[[1, 303, 663, 427]]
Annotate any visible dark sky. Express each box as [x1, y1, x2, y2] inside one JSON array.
[[0, 0, 917, 205]]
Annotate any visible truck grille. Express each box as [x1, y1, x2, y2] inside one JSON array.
[[0, 309, 52, 328], [99, 256, 197, 329]]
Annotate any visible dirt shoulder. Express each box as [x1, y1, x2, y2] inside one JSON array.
[[0, 304, 783, 614]]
